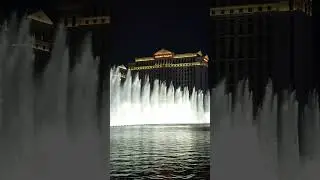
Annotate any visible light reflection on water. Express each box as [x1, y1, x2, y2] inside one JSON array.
[[110, 124, 210, 179]]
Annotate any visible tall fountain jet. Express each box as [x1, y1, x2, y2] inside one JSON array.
[[210, 80, 320, 180], [0, 15, 109, 180]]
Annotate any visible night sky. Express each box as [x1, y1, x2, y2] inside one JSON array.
[[110, 0, 211, 65], [5, 0, 211, 66]]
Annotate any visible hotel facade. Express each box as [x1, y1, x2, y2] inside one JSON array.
[[128, 49, 209, 91], [210, 0, 313, 105], [0, 3, 111, 75]]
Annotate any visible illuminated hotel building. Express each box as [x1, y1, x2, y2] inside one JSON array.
[[210, 0, 313, 105], [128, 49, 209, 91]]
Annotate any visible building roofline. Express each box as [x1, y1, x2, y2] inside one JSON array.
[[210, 0, 312, 17], [27, 10, 54, 25], [135, 49, 208, 62]]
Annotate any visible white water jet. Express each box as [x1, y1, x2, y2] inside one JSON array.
[[210, 81, 276, 180], [110, 69, 210, 126], [210, 80, 320, 180], [0, 16, 108, 180]]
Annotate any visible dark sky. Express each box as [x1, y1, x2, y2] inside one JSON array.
[[5, 0, 211, 66], [110, 0, 211, 65]]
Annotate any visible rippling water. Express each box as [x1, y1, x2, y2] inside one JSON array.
[[111, 124, 210, 179]]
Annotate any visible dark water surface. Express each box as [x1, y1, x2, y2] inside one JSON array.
[[111, 125, 210, 179]]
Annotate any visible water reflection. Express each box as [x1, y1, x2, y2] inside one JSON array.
[[110, 125, 210, 179]]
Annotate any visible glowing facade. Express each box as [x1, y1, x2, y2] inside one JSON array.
[[128, 49, 209, 90]]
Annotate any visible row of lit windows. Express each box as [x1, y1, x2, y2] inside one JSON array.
[[11, 40, 50, 52], [149, 71, 193, 77], [135, 57, 196, 66], [140, 69, 196, 81], [142, 70, 195, 80], [129, 62, 208, 71], [211, 6, 275, 16], [210, 1, 292, 17], [65, 16, 110, 27], [136, 75, 205, 90], [33, 41, 50, 52], [210, 2, 312, 17], [154, 77, 193, 82]]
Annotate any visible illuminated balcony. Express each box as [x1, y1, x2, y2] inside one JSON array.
[[11, 40, 51, 52]]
